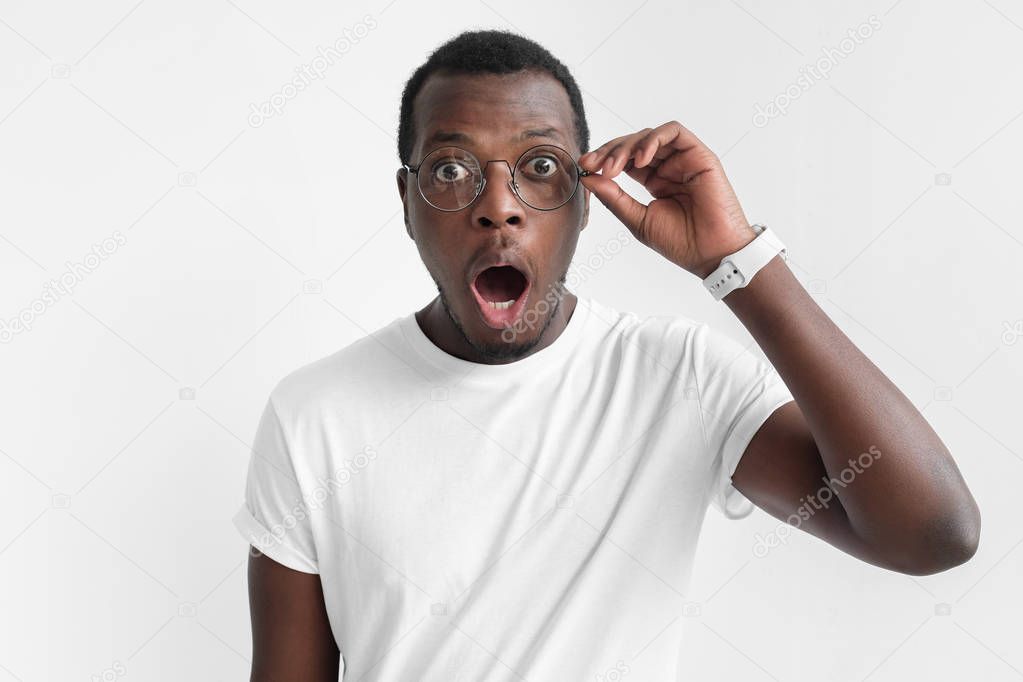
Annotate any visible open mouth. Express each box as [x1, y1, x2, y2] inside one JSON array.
[[470, 265, 531, 329]]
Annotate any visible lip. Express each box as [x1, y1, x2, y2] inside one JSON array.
[[467, 253, 533, 331]]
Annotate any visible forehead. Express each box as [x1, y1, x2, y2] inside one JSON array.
[[412, 70, 578, 156]]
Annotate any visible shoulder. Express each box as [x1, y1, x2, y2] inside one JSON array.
[[584, 297, 706, 356], [268, 316, 410, 416], [581, 297, 709, 377]]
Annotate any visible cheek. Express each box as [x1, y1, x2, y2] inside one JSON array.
[[537, 210, 584, 274], [410, 220, 464, 282]]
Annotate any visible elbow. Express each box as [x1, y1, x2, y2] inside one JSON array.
[[899, 503, 982, 576]]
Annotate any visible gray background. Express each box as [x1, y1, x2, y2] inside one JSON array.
[[1, 0, 1021, 680]]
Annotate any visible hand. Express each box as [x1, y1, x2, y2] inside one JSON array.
[[579, 120, 758, 279]]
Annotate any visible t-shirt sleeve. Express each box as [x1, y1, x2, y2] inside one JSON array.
[[232, 390, 319, 573], [690, 321, 794, 520]]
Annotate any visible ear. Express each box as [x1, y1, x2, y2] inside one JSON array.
[[396, 168, 414, 240]]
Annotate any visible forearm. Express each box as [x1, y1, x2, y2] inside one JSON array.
[[723, 256, 981, 571]]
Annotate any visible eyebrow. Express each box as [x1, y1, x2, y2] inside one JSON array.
[[426, 126, 565, 146]]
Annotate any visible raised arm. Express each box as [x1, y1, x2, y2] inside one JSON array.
[[578, 120, 980, 575], [727, 257, 979, 575]]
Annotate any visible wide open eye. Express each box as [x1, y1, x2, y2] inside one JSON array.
[[431, 160, 474, 184], [520, 154, 560, 178]]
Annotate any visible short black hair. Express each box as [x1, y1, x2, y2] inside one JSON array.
[[397, 29, 589, 165]]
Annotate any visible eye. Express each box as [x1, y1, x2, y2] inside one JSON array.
[[522, 155, 559, 178], [431, 160, 472, 183]]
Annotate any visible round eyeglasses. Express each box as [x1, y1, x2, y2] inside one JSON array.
[[402, 144, 592, 212]]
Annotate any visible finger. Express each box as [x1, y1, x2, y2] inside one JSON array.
[[603, 122, 675, 176], [632, 145, 672, 172], [592, 143, 630, 176], [608, 122, 691, 178], [623, 161, 655, 186], [653, 150, 717, 185], [583, 121, 710, 175], [603, 144, 639, 178], [644, 174, 691, 198], [619, 144, 710, 198], [597, 145, 624, 175], [610, 159, 678, 195], [580, 141, 622, 171], [580, 128, 651, 172], [646, 119, 707, 152], [622, 121, 704, 176], [633, 128, 663, 168], [579, 172, 647, 234], [648, 121, 715, 170]]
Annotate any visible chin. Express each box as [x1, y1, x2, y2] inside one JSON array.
[[439, 285, 557, 362], [467, 329, 545, 362]]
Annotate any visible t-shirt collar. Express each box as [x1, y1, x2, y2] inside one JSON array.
[[399, 295, 591, 382]]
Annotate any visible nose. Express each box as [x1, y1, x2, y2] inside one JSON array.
[[471, 159, 524, 228]]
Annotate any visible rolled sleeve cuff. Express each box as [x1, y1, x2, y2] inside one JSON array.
[[232, 503, 319, 574], [716, 392, 795, 520]]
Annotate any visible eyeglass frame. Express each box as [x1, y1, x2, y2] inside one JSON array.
[[401, 143, 593, 212]]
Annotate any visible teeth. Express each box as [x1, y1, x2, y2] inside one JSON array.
[[487, 299, 516, 310]]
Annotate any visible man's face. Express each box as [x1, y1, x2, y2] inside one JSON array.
[[397, 69, 589, 361]]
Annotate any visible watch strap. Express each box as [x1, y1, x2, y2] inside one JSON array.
[[703, 225, 786, 300]]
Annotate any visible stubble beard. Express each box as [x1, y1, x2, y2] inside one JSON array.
[[432, 271, 568, 363]]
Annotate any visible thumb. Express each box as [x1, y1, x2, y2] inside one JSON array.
[[581, 173, 647, 235]]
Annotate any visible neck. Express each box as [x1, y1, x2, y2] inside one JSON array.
[[415, 292, 578, 365]]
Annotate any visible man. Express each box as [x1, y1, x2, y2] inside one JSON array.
[[234, 29, 980, 681]]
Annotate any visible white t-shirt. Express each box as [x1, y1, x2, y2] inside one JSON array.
[[233, 295, 793, 681]]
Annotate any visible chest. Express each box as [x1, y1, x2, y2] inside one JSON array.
[[311, 378, 711, 594]]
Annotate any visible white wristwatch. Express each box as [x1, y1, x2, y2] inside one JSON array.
[[702, 224, 786, 300]]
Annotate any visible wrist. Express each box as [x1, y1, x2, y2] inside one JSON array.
[[692, 226, 758, 278], [700, 224, 787, 300]]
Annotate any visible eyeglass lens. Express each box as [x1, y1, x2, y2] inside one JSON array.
[[416, 145, 580, 211]]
